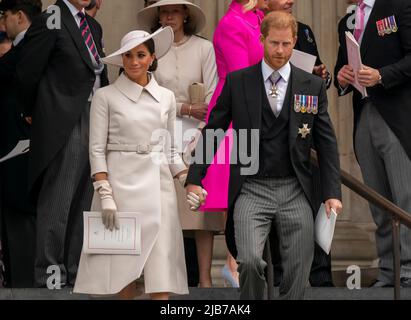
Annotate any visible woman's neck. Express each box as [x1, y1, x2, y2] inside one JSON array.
[[126, 72, 149, 87], [173, 28, 186, 43]]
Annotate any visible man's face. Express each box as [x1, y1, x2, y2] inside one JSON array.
[[3, 10, 20, 39], [69, 0, 92, 10], [261, 26, 296, 70], [267, 0, 294, 13]]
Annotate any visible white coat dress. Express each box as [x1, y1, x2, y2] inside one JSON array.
[[73, 73, 188, 295]]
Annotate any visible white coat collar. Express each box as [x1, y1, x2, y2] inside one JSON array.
[[114, 72, 162, 103]]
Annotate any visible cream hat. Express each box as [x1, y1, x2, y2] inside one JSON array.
[[137, 0, 206, 34], [102, 26, 174, 67]]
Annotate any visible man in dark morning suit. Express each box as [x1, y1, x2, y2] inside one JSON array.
[[0, 0, 42, 288], [186, 11, 342, 299], [265, 0, 335, 288], [14, 0, 108, 287], [335, 0, 411, 287]]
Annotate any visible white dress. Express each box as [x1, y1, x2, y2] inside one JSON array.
[[154, 35, 225, 232], [73, 73, 188, 295]]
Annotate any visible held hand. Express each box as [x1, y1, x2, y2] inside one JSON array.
[[337, 65, 355, 88], [189, 103, 208, 121], [324, 199, 343, 219], [185, 184, 207, 211], [358, 65, 381, 87], [313, 64, 328, 79], [93, 180, 120, 231]]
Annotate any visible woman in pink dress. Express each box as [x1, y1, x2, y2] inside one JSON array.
[[200, 0, 268, 286]]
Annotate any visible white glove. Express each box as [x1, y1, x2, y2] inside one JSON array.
[[93, 180, 120, 231], [187, 189, 208, 211], [177, 173, 187, 188]]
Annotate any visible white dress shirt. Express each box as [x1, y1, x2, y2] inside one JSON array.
[[261, 59, 291, 117], [13, 29, 27, 46]]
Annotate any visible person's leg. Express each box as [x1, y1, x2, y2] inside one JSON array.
[[34, 118, 89, 288], [195, 230, 214, 288], [184, 236, 199, 287], [276, 178, 314, 300], [150, 292, 169, 300], [234, 178, 274, 300], [368, 105, 411, 281], [355, 103, 397, 285], [65, 163, 93, 286]]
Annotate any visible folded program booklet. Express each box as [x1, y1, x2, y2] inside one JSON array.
[[315, 204, 338, 255], [83, 211, 141, 255]]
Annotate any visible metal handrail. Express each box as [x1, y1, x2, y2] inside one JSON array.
[[311, 149, 411, 299]]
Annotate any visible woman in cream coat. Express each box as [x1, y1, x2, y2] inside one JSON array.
[[138, 0, 225, 289], [74, 27, 189, 300]]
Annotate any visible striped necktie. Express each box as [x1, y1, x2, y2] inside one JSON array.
[[77, 12, 100, 64]]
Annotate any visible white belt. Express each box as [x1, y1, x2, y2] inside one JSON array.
[[107, 142, 163, 154]]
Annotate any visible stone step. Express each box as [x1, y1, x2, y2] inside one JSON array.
[[1, 288, 410, 300]]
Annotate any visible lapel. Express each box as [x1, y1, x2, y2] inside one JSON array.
[[288, 65, 311, 148], [244, 63, 264, 129], [360, 0, 383, 59], [57, 0, 94, 72]]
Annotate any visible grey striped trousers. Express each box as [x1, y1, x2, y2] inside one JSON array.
[[355, 102, 411, 284], [35, 103, 93, 287], [233, 176, 314, 300]]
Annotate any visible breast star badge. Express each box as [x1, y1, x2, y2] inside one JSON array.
[[298, 124, 311, 139]]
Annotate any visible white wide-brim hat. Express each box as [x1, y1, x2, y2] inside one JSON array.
[[102, 26, 174, 67], [137, 0, 206, 34]]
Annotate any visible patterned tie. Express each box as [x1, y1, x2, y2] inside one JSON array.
[[268, 71, 282, 117], [354, 0, 367, 41], [77, 11, 100, 64]]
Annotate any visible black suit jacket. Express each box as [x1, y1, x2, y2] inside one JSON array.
[[296, 22, 323, 66], [186, 62, 342, 257], [334, 0, 411, 160], [15, 0, 109, 195], [0, 38, 34, 213]]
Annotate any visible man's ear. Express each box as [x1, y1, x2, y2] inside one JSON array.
[[260, 34, 265, 45], [292, 36, 298, 48]]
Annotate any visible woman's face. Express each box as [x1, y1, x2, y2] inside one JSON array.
[[158, 5, 187, 34], [256, 0, 269, 10], [122, 43, 154, 84]]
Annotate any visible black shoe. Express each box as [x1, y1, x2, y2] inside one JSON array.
[[401, 278, 411, 288]]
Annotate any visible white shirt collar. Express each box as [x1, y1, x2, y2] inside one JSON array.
[[362, 0, 375, 9], [62, 0, 85, 17], [13, 29, 27, 46], [115, 72, 162, 103], [261, 59, 291, 83]]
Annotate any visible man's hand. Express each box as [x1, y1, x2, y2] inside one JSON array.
[[25, 117, 32, 125], [313, 64, 328, 80], [358, 65, 381, 87], [324, 198, 343, 219], [337, 64, 355, 89], [186, 184, 207, 211]]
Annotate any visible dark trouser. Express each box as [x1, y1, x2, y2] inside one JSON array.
[[355, 102, 411, 284], [34, 105, 93, 287], [1, 204, 36, 288], [234, 177, 314, 300]]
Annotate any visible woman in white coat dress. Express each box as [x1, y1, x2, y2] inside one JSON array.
[[73, 27, 189, 300]]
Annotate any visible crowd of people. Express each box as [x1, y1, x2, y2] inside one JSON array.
[[0, 0, 410, 300]]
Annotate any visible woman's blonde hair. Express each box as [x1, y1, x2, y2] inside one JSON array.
[[241, 0, 258, 12]]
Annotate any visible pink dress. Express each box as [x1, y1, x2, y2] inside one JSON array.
[[200, 1, 264, 211]]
